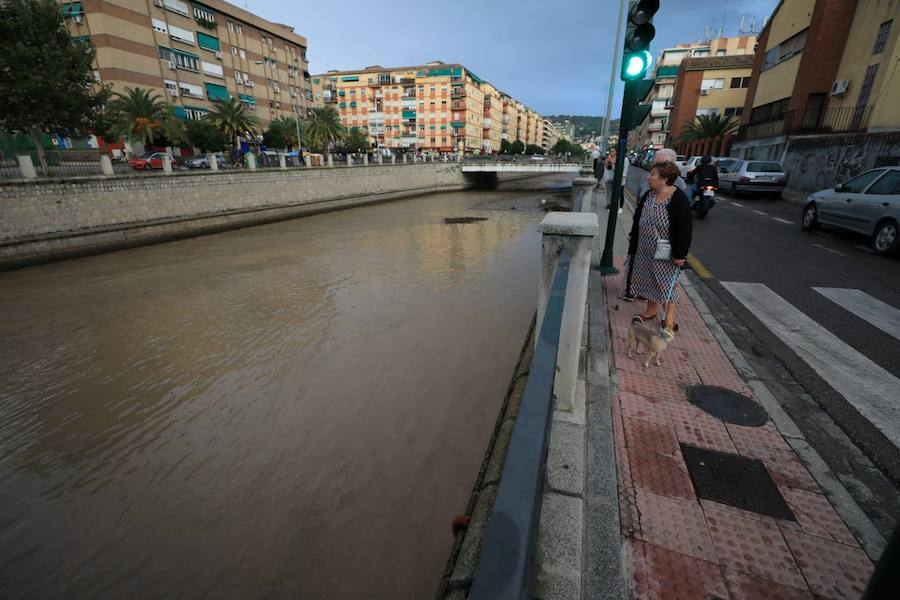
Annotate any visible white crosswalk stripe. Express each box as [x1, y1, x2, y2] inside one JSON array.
[[722, 281, 900, 447], [814, 287, 900, 343]]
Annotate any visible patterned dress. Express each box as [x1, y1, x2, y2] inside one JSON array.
[[631, 193, 680, 304]]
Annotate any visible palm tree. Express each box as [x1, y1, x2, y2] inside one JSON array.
[[108, 87, 185, 148], [264, 115, 306, 150], [677, 113, 740, 144], [206, 97, 261, 152], [305, 107, 344, 152]]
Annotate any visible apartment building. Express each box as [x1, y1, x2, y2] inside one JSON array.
[[542, 120, 560, 150], [317, 62, 542, 153], [633, 35, 757, 150], [733, 0, 899, 165], [60, 0, 312, 126], [667, 55, 755, 156]]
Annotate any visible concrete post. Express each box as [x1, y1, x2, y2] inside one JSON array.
[[304, 155, 312, 168], [328, 154, 334, 168], [162, 154, 173, 175], [208, 153, 219, 171], [278, 153, 287, 169], [363, 153, 369, 166], [536, 212, 599, 412], [16, 155, 37, 179], [246, 153, 257, 170], [99, 154, 114, 176], [391, 154, 396, 165], [403, 154, 407, 164], [571, 176, 598, 213], [458, 151, 464, 162], [430, 154, 435, 163], [348, 155, 354, 166], [579, 165, 594, 177], [376, 153, 383, 165], [442, 154, 448, 162]]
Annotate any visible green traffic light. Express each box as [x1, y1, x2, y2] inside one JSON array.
[[623, 50, 652, 80]]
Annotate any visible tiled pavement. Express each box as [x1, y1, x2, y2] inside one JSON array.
[[600, 258, 874, 600]]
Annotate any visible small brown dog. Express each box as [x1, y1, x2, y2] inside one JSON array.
[[627, 320, 677, 368]]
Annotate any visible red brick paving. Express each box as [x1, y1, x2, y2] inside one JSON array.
[[599, 260, 873, 598]]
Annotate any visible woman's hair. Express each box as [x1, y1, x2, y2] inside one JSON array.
[[651, 161, 681, 185]]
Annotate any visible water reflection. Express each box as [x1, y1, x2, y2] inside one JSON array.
[[0, 182, 565, 599]]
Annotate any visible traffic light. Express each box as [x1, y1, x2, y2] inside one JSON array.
[[622, 78, 654, 131], [621, 0, 659, 81]]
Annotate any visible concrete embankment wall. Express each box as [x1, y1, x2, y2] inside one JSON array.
[[0, 164, 517, 270]]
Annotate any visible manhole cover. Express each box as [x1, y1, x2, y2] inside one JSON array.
[[444, 217, 488, 224], [687, 385, 767, 426], [682, 445, 795, 520]]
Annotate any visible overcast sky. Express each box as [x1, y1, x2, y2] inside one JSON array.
[[238, 0, 780, 116]]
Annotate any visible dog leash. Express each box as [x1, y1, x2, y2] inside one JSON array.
[[664, 267, 680, 304]]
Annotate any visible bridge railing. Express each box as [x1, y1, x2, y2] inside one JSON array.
[[469, 210, 598, 600]]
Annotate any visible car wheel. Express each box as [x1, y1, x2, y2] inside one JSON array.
[[872, 219, 899, 256], [770, 191, 782, 199], [144, 163, 152, 170], [801, 203, 819, 231]]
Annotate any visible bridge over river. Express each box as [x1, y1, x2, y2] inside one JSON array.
[[0, 174, 574, 599]]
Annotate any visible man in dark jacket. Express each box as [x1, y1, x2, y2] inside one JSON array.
[[688, 155, 719, 199]]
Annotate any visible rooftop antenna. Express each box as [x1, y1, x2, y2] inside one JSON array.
[[739, 15, 745, 34], [720, 12, 726, 37]]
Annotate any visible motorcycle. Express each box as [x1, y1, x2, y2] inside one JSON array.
[[690, 183, 717, 219]]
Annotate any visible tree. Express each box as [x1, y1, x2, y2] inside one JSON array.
[[186, 119, 228, 153], [343, 127, 370, 153], [306, 107, 344, 152], [499, 139, 512, 154], [108, 87, 185, 149], [510, 140, 525, 155], [678, 113, 739, 144], [525, 143, 543, 155], [263, 116, 304, 150], [206, 96, 261, 152], [550, 139, 570, 155], [0, 0, 111, 173]]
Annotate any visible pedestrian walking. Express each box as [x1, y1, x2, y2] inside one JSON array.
[[628, 161, 692, 333], [603, 148, 629, 214]]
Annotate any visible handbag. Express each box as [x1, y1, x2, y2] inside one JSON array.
[[651, 191, 673, 261]]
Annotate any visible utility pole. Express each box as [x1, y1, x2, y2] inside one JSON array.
[[600, 0, 628, 154]]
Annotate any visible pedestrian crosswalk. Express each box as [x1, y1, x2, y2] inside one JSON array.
[[721, 282, 900, 448]]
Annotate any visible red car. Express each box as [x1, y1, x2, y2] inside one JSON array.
[[129, 152, 168, 170]]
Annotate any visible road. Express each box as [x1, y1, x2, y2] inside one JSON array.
[[624, 165, 900, 531]]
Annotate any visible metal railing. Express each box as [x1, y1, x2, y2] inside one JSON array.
[[739, 105, 873, 141], [469, 247, 571, 600]]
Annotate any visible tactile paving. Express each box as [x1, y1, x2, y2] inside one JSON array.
[[628, 539, 728, 600], [782, 529, 873, 600], [722, 566, 814, 600], [617, 369, 687, 403], [623, 417, 694, 499], [778, 487, 859, 547], [618, 391, 670, 426], [705, 506, 806, 590], [634, 488, 718, 562], [665, 401, 738, 453]]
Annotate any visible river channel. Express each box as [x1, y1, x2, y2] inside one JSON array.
[[0, 175, 571, 599]]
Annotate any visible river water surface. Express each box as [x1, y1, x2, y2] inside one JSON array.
[[0, 178, 569, 599]]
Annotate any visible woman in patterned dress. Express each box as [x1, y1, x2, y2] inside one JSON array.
[[627, 161, 693, 333]]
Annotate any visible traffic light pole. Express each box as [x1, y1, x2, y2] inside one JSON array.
[[598, 80, 637, 274]]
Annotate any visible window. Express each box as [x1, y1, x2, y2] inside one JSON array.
[[746, 162, 783, 173], [693, 49, 710, 57], [696, 108, 720, 116], [730, 76, 750, 88], [853, 63, 880, 128], [168, 25, 195, 45], [235, 70, 243, 84], [164, 79, 177, 93], [763, 29, 807, 70], [163, 0, 189, 16], [179, 82, 203, 97], [842, 170, 885, 193], [873, 20, 893, 55], [197, 32, 220, 52], [201, 61, 223, 77], [231, 46, 238, 56], [724, 107, 743, 117], [716, 49, 726, 56], [151, 18, 168, 34], [239, 49, 246, 59], [174, 52, 199, 71], [700, 78, 724, 90], [867, 170, 900, 195], [185, 108, 208, 120], [193, 6, 215, 25]]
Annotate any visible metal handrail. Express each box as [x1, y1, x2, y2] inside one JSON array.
[[469, 247, 571, 600]]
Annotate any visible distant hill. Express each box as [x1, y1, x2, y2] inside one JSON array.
[[546, 115, 619, 140]]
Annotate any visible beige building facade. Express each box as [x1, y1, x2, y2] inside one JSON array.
[[317, 62, 542, 153], [60, 0, 312, 126]]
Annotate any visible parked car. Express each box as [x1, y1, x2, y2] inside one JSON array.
[[129, 152, 168, 171], [185, 155, 226, 169], [529, 154, 547, 161], [675, 155, 687, 173], [719, 159, 787, 197], [801, 167, 900, 256]]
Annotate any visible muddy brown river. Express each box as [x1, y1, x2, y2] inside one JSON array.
[[0, 177, 570, 599]]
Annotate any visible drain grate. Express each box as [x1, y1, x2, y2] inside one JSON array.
[[681, 445, 795, 520], [687, 385, 767, 426]]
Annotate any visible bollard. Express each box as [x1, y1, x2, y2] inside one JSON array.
[[278, 153, 287, 169], [348, 155, 354, 167], [579, 165, 594, 178], [16, 155, 37, 179], [162, 154, 173, 175], [376, 153, 383, 165], [208, 153, 219, 171], [458, 151, 464, 162], [391, 155, 396, 165], [571, 176, 598, 212], [304, 155, 312, 168], [363, 153, 369, 166], [403, 154, 407, 164], [246, 153, 257, 170], [99, 154, 114, 176], [536, 212, 599, 411], [328, 153, 334, 168]]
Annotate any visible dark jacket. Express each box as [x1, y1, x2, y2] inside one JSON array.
[[628, 188, 693, 260], [693, 163, 719, 186]]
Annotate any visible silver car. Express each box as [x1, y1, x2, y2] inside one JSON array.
[[720, 160, 788, 197], [802, 166, 900, 256]]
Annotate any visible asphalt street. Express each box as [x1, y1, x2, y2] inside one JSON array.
[[623, 165, 900, 518]]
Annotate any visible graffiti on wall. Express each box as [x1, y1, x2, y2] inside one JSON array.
[[784, 132, 900, 192]]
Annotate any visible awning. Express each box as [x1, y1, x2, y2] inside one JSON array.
[[197, 32, 220, 52], [62, 2, 83, 16], [204, 82, 229, 101], [239, 94, 256, 105], [173, 106, 188, 119]]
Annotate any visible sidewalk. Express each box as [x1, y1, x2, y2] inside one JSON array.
[[591, 192, 876, 599]]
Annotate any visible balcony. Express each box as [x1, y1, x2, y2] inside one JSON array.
[[738, 105, 873, 142], [450, 87, 466, 98], [451, 102, 465, 111], [483, 119, 492, 129]]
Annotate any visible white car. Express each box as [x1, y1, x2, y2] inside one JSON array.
[[681, 156, 701, 179], [529, 155, 547, 161]]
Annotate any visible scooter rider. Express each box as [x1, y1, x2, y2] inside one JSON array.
[[692, 155, 719, 198]]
